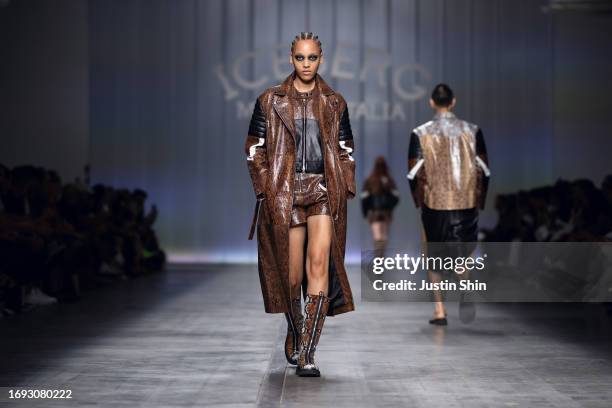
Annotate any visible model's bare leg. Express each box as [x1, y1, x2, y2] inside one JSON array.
[[284, 225, 306, 365], [297, 214, 332, 377], [428, 270, 446, 319], [381, 219, 390, 251], [382, 219, 390, 241], [371, 221, 384, 241], [457, 248, 477, 323], [422, 227, 446, 320], [371, 221, 384, 258], [289, 225, 306, 291], [305, 215, 332, 295]]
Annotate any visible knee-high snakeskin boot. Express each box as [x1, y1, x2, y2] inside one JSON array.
[[296, 291, 329, 377], [284, 290, 303, 365]]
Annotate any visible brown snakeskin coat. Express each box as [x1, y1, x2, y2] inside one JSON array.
[[245, 72, 355, 316]]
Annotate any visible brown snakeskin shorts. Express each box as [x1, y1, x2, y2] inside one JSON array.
[[290, 173, 331, 227]]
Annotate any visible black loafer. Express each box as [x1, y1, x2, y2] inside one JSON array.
[[428, 317, 448, 326], [296, 365, 321, 377]]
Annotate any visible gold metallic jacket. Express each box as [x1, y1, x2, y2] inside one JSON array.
[[407, 111, 490, 210]]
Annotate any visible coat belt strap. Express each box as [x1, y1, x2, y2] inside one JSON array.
[[248, 197, 263, 240]]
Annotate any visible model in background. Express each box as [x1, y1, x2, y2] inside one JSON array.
[[407, 84, 491, 326], [361, 157, 399, 258], [245, 32, 356, 377]]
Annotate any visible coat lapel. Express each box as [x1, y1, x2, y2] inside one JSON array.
[[272, 96, 296, 141], [315, 75, 337, 147], [272, 74, 296, 141]]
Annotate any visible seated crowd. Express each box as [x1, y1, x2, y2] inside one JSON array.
[[482, 175, 612, 242], [0, 164, 166, 315]]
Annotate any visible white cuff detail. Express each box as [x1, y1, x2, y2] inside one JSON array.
[[339, 140, 354, 162], [406, 158, 424, 180], [247, 137, 265, 161], [476, 156, 491, 177]]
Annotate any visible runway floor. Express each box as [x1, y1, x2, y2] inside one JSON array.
[[1, 265, 612, 407]]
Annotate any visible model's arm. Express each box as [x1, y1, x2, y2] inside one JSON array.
[[360, 179, 371, 218], [407, 132, 426, 208], [245, 98, 269, 198], [475, 128, 491, 210], [338, 102, 356, 199]]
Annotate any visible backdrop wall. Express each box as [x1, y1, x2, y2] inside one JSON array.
[[0, 0, 89, 183], [89, 0, 558, 262], [2, 0, 610, 263]]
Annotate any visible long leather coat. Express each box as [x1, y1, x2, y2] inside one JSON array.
[[245, 72, 355, 316]]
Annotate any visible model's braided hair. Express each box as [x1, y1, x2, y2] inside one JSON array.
[[291, 32, 322, 54]]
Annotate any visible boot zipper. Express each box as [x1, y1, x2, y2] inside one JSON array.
[[306, 293, 324, 364]]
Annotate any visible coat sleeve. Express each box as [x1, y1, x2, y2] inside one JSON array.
[[475, 128, 491, 210], [245, 98, 269, 198], [338, 101, 356, 199], [406, 131, 426, 208]]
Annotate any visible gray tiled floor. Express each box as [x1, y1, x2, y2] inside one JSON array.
[[1, 265, 612, 407]]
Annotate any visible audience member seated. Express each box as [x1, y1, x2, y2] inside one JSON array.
[[482, 176, 612, 242], [0, 164, 166, 316]]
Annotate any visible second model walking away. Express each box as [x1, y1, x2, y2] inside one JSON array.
[[407, 84, 491, 326]]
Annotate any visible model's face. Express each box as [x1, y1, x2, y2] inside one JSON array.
[[290, 40, 323, 83]]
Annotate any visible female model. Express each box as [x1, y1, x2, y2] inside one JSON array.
[[245, 32, 355, 377], [360, 156, 399, 258]]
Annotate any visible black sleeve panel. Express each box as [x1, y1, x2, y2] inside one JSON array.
[[408, 132, 422, 160], [475, 128, 487, 157], [248, 99, 266, 138], [338, 107, 353, 141]]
